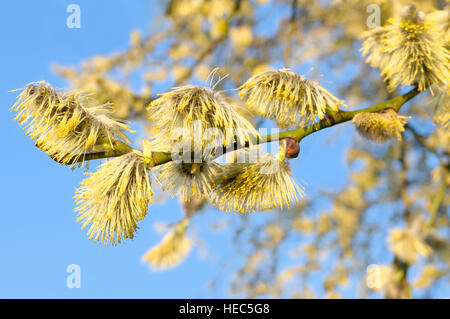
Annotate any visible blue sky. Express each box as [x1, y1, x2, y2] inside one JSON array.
[[0, 0, 217, 298], [1, 1, 444, 299]]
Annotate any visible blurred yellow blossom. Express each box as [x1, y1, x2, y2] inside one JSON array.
[[388, 228, 432, 264]]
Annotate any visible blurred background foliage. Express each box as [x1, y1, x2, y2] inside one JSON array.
[[54, 0, 449, 298]]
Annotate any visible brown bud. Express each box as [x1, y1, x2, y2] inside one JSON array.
[[284, 137, 300, 159]]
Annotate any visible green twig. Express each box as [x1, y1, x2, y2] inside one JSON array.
[[68, 138, 133, 164]]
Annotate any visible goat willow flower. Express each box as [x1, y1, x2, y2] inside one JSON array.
[[239, 68, 343, 128], [75, 151, 153, 245], [388, 228, 432, 264], [142, 219, 192, 270], [157, 161, 223, 201], [11, 82, 132, 166], [213, 151, 304, 213], [148, 85, 259, 146], [361, 5, 450, 92], [352, 109, 410, 143]]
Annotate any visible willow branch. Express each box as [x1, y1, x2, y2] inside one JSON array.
[[72, 87, 421, 166], [66, 138, 133, 165], [282, 87, 420, 142]]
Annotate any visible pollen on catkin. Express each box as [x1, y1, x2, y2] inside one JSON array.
[[10, 82, 132, 166], [74, 151, 153, 245], [212, 151, 304, 213], [239, 68, 343, 128], [148, 85, 259, 147], [360, 5, 450, 93], [352, 109, 410, 143], [142, 219, 192, 270], [157, 161, 223, 202]]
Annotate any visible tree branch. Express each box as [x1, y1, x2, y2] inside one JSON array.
[[66, 138, 134, 165], [72, 87, 421, 167]]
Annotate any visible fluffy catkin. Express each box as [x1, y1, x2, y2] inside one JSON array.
[[142, 219, 192, 270], [11, 81, 132, 166], [148, 85, 259, 147], [361, 5, 450, 93], [239, 68, 343, 128], [213, 152, 304, 213], [75, 152, 152, 245], [352, 109, 410, 142]]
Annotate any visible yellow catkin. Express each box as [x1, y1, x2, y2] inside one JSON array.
[[156, 161, 223, 201], [74, 152, 153, 245], [239, 68, 343, 128], [352, 109, 410, 142], [361, 5, 450, 93], [11, 81, 132, 166], [388, 228, 432, 264], [142, 219, 192, 270], [148, 85, 259, 147], [213, 152, 305, 213]]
